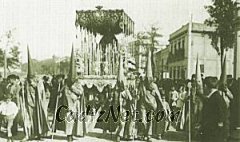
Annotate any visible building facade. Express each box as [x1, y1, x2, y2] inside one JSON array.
[[134, 44, 147, 75], [155, 22, 234, 80], [155, 46, 170, 79]]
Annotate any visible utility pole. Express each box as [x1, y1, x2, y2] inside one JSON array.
[[232, 0, 240, 141], [235, 0, 240, 79]]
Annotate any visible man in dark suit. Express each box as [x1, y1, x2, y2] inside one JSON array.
[[201, 77, 228, 142]]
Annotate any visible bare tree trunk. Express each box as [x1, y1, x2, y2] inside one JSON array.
[[221, 48, 224, 70], [151, 48, 155, 77], [220, 39, 225, 70]]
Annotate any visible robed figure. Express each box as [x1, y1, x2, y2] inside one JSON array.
[[115, 54, 134, 142], [54, 46, 86, 142], [186, 55, 204, 138], [21, 47, 50, 140], [94, 85, 118, 133], [136, 49, 164, 141]]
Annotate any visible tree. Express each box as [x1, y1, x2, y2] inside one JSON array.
[[135, 26, 163, 76], [59, 58, 70, 75], [7, 46, 21, 70], [21, 57, 70, 75], [205, 0, 237, 66], [0, 29, 21, 72], [147, 26, 163, 75]]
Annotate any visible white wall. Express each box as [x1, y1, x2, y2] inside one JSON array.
[[188, 33, 234, 79]]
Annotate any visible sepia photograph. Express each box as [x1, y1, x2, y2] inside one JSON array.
[[0, 0, 240, 141]]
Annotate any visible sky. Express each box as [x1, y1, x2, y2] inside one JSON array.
[[0, 0, 212, 63]]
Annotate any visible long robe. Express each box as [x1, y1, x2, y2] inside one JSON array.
[[48, 78, 58, 112], [94, 89, 111, 131], [24, 81, 50, 138], [95, 87, 118, 133], [56, 82, 86, 137], [116, 89, 133, 138]]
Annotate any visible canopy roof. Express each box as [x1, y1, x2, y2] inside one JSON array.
[[75, 7, 134, 35]]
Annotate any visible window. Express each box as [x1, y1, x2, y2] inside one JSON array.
[[200, 64, 204, 73], [178, 66, 181, 79], [170, 67, 172, 78], [182, 39, 185, 58], [174, 43, 177, 54], [178, 41, 181, 49], [173, 67, 176, 79], [182, 39, 185, 49], [181, 68, 185, 79]]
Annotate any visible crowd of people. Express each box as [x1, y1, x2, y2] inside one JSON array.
[[0, 72, 238, 142], [0, 74, 50, 142]]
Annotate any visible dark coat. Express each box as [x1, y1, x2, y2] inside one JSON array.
[[201, 90, 228, 142]]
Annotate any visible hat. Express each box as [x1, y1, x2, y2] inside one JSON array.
[[67, 44, 77, 86], [27, 45, 34, 79]]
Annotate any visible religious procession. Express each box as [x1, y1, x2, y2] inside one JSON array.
[[1, 0, 240, 142]]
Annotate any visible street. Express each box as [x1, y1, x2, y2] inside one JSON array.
[[0, 126, 187, 142]]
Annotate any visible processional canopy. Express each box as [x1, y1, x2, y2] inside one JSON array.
[[75, 7, 134, 36], [74, 7, 135, 92]]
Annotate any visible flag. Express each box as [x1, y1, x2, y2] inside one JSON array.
[[27, 45, 33, 79], [68, 44, 77, 84], [146, 49, 153, 81], [195, 54, 203, 94], [117, 53, 126, 87]]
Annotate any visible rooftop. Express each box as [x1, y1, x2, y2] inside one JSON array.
[[169, 22, 216, 41]]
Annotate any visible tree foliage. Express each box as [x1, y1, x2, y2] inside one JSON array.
[[0, 30, 21, 71], [205, 0, 237, 63], [7, 46, 21, 69], [135, 26, 163, 76], [21, 57, 70, 75]]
